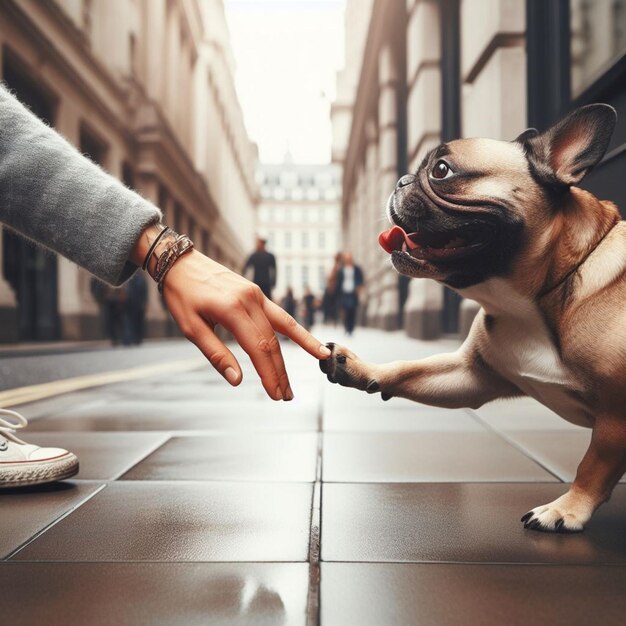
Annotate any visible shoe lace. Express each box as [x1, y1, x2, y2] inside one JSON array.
[[0, 408, 28, 446]]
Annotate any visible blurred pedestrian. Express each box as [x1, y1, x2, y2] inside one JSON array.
[[105, 284, 126, 346], [282, 287, 297, 319], [123, 272, 148, 345], [336, 252, 364, 336], [322, 252, 343, 325], [243, 236, 276, 300], [0, 85, 330, 488], [302, 286, 316, 330]]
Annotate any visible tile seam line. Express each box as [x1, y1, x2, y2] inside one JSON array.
[[4, 559, 313, 564], [463, 408, 565, 482], [305, 381, 324, 626], [3, 483, 107, 561], [317, 560, 626, 567], [110, 433, 174, 481]]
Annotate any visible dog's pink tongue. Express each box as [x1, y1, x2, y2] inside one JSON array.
[[378, 226, 419, 253]]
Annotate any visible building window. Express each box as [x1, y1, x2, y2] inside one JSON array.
[[285, 232, 292, 249], [318, 231, 326, 249], [302, 232, 309, 248], [318, 265, 325, 290], [286, 264, 292, 286], [173, 202, 183, 233], [267, 232, 275, 248], [571, 0, 626, 96], [302, 265, 309, 288], [80, 125, 108, 166], [203, 231, 210, 254]]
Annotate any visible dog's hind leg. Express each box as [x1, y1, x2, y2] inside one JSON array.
[[319, 342, 520, 409], [522, 415, 626, 532]]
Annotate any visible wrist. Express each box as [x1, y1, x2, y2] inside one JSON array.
[[129, 223, 166, 269]]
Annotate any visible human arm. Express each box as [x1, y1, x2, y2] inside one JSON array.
[[0, 85, 331, 400], [0, 84, 160, 285]]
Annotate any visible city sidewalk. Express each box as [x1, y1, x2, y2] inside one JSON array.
[[1, 327, 625, 625]]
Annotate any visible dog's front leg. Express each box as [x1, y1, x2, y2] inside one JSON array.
[[522, 415, 626, 532], [320, 342, 520, 409]]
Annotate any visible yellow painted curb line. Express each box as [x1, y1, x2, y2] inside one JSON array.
[[0, 358, 205, 408]]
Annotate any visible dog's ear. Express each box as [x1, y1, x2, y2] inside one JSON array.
[[518, 104, 617, 188], [513, 128, 539, 143]]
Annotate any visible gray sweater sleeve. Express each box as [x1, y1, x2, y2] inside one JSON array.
[[0, 84, 162, 285]]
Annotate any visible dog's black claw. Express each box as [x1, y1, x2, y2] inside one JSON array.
[[554, 518, 565, 531], [325, 342, 335, 351], [366, 380, 380, 393], [521, 511, 533, 523], [527, 519, 543, 531], [336, 354, 347, 364], [381, 392, 392, 401]]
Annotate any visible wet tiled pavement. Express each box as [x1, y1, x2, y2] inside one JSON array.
[[1, 329, 626, 625]]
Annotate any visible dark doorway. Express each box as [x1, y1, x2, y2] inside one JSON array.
[[2, 52, 60, 340]]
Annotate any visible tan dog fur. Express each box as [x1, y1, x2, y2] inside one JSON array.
[[321, 105, 626, 532]]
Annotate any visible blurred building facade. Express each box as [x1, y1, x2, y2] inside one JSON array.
[[332, 0, 626, 339], [0, 0, 258, 342], [255, 160, 342, 302]]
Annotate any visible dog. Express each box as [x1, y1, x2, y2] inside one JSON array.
[[320, 104, 626, 533]]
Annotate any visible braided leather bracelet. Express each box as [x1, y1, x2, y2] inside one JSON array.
[[154, 234, 194, 293]]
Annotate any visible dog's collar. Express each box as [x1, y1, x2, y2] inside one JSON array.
[[537, 220, 619, 299]]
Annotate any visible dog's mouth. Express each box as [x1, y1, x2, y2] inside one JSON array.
[[378, 223, 493, 263]]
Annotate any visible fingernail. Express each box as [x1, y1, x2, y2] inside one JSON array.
[[275, 386, 284, 400], [224, 367, 239, 385], [285, 386, 294, 401], [319, 345, 332, 357]]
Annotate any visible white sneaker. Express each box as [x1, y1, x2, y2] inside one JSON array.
[[0, 409, 79, 488]]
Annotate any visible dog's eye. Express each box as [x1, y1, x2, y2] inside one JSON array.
[[431, 160, 453, 180], [396, 174, 415, 189]]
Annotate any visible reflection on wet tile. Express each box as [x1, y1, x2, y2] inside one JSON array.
[[0, 562, 309, 626], [322, 483, 626, 563], [26, 433, 169, 480], [14, 482, 313, 562], [0, 482, 103, 559], [471, 398, 585, 431], [321, 563, 626, 626], [122, 434, 318, 482], [324, 405, 483, 432], [323, 432, 554, 482], [27, 399, 318, 432]]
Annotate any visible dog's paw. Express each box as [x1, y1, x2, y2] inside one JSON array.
[[521, 492, 593, 533], [319, 342, 388, 397]]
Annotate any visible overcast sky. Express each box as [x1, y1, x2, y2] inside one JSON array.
[[224, 0, 345, 164]]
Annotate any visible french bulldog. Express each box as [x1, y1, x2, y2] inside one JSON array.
[[320, 104, 626, 533]]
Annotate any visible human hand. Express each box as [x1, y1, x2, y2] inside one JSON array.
[[161, 250, 331, 400]]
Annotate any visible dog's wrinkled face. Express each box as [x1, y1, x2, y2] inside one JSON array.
[[385, 138, 535, 289], [381, 104, 617, 290]]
